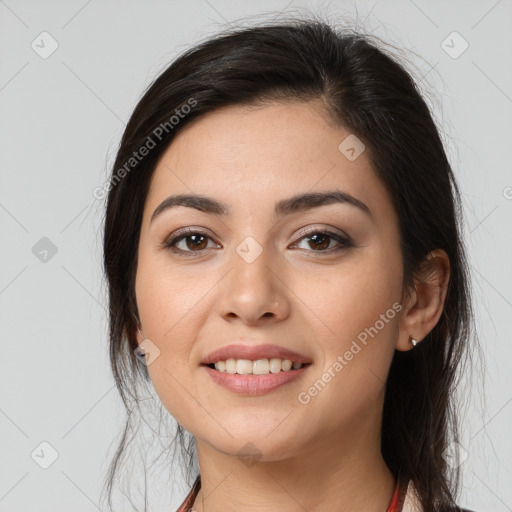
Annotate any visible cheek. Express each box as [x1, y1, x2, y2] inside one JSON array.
[[292, 249, 402, 408], [134, 255, 216, 426], [135, 253, 209, 341], [294, 251, 402, 347], [136, 269, 204, 428]]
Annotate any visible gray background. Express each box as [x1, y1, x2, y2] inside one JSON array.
[[1, 0, 511, 510]]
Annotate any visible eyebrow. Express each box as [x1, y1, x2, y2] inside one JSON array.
[[150, 190, 372, 225]]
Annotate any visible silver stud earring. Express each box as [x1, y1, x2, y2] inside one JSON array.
[[411, 338, 419, 346]]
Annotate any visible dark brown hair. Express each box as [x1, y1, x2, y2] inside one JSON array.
[[100, 17, 478, 512]]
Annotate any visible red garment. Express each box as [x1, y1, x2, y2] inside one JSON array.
[[176, 475, 406, 511], [388, 475, 407, 512]]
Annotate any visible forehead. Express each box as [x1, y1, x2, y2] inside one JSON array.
[[144, 100, 391, 221], [155, 100, 347, 175]]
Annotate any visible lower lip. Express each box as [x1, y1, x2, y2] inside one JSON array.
[[202, 364, 311, 396]]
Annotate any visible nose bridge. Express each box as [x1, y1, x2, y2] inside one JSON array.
[[217, 234, 289, 323]]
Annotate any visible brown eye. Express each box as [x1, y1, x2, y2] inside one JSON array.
[[181, 233, 209, 251], [164, 229, 219, 255], [293, 229, 352, 253], [306, 233, 331, 250]]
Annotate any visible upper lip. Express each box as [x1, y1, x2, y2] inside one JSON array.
[[201, 343, 312, 365]]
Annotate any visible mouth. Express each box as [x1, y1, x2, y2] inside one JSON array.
[[200, 343, 313, 395], [201, 359, 313, 396], [201, 359, 312, 375]]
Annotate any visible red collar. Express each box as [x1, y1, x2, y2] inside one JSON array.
[[387, 478, 402, 512], [387, 476, 408, 512]]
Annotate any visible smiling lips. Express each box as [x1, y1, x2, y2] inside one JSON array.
[[201, 343, 312, 395], [201, 343, 312, 366]]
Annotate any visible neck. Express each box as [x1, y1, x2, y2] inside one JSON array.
[[190, 409, 396, 512]]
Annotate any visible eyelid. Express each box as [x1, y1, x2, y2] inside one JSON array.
[[160, 227, 220, 252], [169, 226, 215, 240], [162, 224, 353, 255], [292, 224, 351, 241], [290, 226, 353, 251]]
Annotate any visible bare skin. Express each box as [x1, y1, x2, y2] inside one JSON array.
[[134, 99, 450, 512]]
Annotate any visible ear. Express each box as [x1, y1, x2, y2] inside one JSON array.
[[135, 326, 145, 346], [396, 249, 450, 352]]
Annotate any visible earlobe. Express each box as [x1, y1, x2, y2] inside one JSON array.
[[396, 249, 450, 352]]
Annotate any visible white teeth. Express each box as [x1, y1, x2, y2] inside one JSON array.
[[269, 358, 282, 373], [281, 359, 292, 371], [213, 358, 304, 374], [236, 359, 253, 374], [225, 359, 236, 374], [215, 360, 226, 372], [253, 359, 270, 375]]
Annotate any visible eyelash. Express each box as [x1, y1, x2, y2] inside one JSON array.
[[161, 227, 353, 257]]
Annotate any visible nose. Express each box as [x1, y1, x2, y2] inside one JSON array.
[[216, 242, 291, 325]]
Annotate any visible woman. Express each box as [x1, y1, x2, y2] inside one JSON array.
[[101, 18, 478, 512]]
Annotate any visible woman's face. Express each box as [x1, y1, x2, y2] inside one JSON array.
[[135, 100, 408, 460]]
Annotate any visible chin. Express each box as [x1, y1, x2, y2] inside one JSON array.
[[197, 427, 306, 463]]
